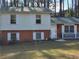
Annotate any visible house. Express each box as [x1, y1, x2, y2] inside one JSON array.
[[0, 7, 52, 45], [51, 17, 79, 40]]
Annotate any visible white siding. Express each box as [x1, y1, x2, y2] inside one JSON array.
[[0, 14, 50, 30], [51, 25, 57, 39]]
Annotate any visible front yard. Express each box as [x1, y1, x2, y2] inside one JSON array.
[[0, 40, 79, 59]]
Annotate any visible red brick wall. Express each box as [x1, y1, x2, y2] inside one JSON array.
[[77, 24, 79, 32], [0, 30, 50, 45], [57, 24, 62, 39]]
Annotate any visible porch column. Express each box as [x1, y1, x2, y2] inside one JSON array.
[[74, 25, 77, 38], [62, 25, 64, 39]]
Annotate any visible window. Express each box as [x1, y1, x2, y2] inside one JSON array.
[[11, 15, 16, 24], [11, 33, 16, 41], [36, 15, 41, 24], [64, 25, 74, 33], [70, 26, 74, 32], [36, 32, 41, 39], [65, 26, 69, 32]]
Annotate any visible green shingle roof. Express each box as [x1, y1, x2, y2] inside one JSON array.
[[0, 7, 53, 14], [51, 17, 79, 24]]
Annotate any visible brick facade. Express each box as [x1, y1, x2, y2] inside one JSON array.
[[77, 24, 79, 32], [0, 30, 50, 45]]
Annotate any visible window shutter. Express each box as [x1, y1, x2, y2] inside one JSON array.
[[41, 32, 44, 40], [16, 32, 20, 41], [33, 32, 36, 40], [7, 33, 11, 41]]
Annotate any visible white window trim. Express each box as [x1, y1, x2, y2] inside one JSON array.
[[10, 15, 17, 24], [7, 32, 20, 41], [16, 32, 20, 41], [33, 32, 36, 40], [62, 25, 77, 39], [36, 15, 41, 24], [33, 32, 44, 40], [7, 32, 11, 41], [64, 25, 75, 33], [41, 32, 44, 40]]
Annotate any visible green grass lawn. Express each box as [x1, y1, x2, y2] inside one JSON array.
[[0, 40, 79, 59]]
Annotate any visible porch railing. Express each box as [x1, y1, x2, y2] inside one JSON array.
[[63, 33, 75, 39], [76, 33, 79, 38], [62, 33, 79, 39]]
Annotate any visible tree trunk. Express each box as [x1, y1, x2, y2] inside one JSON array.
[[78, 0, 79, 16], [54, 0, 56, 16], [10, 0, 13, 7], [75, 0, 77, 16], [44, 0, 46, 7], [28, 0, 29, 7], [47, 0, 49, 8], [67, 0, 69, 15], [60, 0, 63, 16], [31, 0, 34, 7], [72, 0, 73, 16], [24, 0, 26, 6], [14, 0, 16, 7], [63, 0, 64, 16], [37, 0, 40, 7], [2, 0, 5, 7]]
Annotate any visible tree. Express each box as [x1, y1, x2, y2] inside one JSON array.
[[71, 0, 74, 16], [10, 0, 13, 7], [75, 0, 77, 16], [47, 0, 49, 8], [14, 0, 16, 7], [60, 0, 62, 16], [2, 0, 6, 7], [54, 0, 56, 16], [65, 9, 74, 17], [78, 0, 79, 16], [24, 0, 27, 6], [44, 0, 46, 7], [31, 0, 34, 7], [37, 0, 40, 7], [67, 0, 69, 13]]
